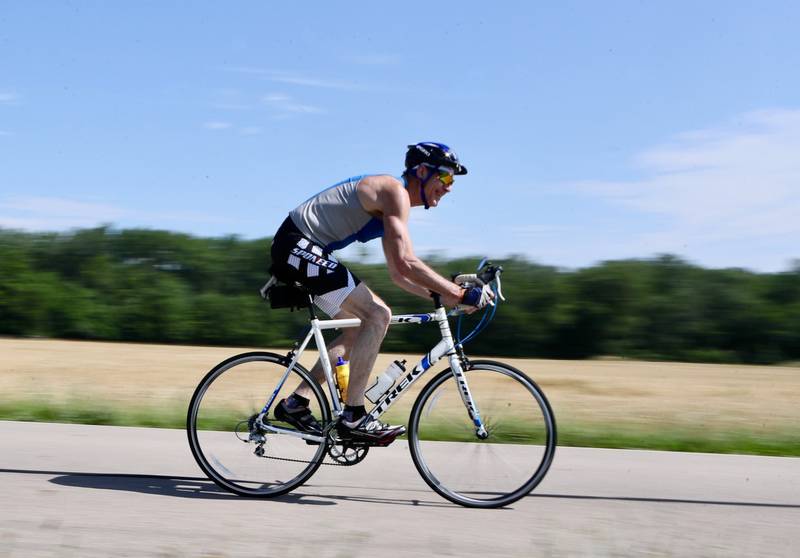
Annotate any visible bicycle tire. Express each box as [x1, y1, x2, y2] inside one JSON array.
[[407, 360, 556, 508], [187, 351, 331, 498]]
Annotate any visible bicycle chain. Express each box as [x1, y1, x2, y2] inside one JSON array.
[[257, 446, 371, 466], [254, 435, 368, 467], [256, 451, 350, 467], [250, 417, 369, 466]]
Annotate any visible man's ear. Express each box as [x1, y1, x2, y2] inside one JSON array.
[[415, 165, 428, 180]]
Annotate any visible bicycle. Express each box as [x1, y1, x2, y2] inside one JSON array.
[[186, 260, 556, 508]]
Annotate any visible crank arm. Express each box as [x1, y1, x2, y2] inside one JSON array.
[[259, 421, 325, 444]]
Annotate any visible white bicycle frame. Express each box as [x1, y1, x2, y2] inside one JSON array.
[[256, 305, 487, 444]]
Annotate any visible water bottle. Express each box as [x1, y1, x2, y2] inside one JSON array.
[[365, 359, 407, 403], [335, 356, 350, 400]]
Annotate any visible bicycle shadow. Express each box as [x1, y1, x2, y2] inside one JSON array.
[[0, 468, 453, 507], [47, 471, 455, 508], [7, 468, 794, 510]]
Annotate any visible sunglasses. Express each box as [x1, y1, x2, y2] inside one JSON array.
[[424, 165, 455, 186], [437, 170, 455, 186]]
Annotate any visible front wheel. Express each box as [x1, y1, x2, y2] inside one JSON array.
[[408, 360, 556, 508]]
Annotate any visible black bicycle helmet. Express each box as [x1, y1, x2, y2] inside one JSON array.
[[405, 142, 468, 175]]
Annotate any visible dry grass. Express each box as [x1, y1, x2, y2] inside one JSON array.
[[2, 338, 799, 453]]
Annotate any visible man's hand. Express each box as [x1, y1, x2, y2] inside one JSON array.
[[455, 283, 496, 314], [461, 284, 495, 308]]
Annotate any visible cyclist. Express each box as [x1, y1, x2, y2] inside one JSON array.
[[269, 142, 495, 445]]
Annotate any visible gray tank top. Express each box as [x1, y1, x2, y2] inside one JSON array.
[[289, 175, 385, 252]]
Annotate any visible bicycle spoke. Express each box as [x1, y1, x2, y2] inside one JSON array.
[[187, 353, 331, 497], [409, 361, 556, 508]]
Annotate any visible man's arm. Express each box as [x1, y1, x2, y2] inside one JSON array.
[[378, 181, 464, 306], [387, 269, 433, 299]]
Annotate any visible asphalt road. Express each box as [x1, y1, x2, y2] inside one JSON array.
[[1, 421, 798, 557]]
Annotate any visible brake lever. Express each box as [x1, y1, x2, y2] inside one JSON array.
[[478, 263, 504, 285], [495, 272, 506, 301], [477, 261, 506, 302]]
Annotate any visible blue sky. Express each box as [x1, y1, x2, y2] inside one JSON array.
[[1, 1, 799, 271]]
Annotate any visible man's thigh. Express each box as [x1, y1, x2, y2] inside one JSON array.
[[339, 282, 389, 319]]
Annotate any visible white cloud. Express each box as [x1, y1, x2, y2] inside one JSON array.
[[224, 66, 359, 90], [0, 130, 11, 137], [0, 91, 19, 104], [262, 93, 291, 103], [262, 92, 324, 116], [203, 121, 232, 130], [571, 108, 800, 253], [269, 74, 353, 90], [208, 87, 325, 120], [0, 196, 229, 232], [0, 197, 126, 230], [202, 120, 263, 134]]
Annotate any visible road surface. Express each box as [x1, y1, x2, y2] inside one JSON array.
[[1, 421, 798, 557]]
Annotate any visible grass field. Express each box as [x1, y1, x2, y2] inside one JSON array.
[[1, 338, 798, 455]]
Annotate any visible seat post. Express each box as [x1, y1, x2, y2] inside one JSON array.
[[305, 294, 318, 320]]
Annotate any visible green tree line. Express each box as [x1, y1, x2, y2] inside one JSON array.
[[1, 227, 799, 364]]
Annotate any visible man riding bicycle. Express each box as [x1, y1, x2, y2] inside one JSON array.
[[269, 142, 494, 445]]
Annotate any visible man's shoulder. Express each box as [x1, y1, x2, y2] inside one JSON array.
[[357, 175, 407, 214], [359, 175, 406, 201], [359, 174, 404, 189]]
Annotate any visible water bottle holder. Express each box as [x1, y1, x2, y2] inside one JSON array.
[[364, 379, 389, 404], [364, 360, 407, 403]]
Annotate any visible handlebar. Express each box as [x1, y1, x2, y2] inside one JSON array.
[[477, 263, 505, 302], [444, 259, 506, 314], [446, 259, 505, 345], [431, 259, 507, 313]]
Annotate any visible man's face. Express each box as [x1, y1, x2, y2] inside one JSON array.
[[422, 166, 455, 208]]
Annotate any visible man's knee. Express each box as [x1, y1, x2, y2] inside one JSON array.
[[341, 283, 391, 330], [364, 299, 391, 330]]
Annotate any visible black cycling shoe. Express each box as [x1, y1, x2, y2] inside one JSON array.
[[273, 398, 322, 434], [336, 417, 406, 447]]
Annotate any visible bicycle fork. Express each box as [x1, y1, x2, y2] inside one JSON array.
[[447, 358, 488, 439], [437, 308, 488, 439]]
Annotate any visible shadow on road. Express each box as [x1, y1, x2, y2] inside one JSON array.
[[0, 468, 452, 508], [529, 493, 800, 509], [5, 468, 796, 510]]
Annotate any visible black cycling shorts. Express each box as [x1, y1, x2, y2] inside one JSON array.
[[270, 217, 362, 317]]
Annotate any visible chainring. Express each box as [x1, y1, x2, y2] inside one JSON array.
[[326, 442, 369, 465]]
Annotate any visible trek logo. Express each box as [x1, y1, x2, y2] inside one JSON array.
[[395, 316, 426, 323], [373, 363, 426, 415], [455, 371, 478, 420], [291, 247, 338, 269]]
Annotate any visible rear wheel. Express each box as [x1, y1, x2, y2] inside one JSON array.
[[187, 352, 330, 497], [408, 360, 556, 508]]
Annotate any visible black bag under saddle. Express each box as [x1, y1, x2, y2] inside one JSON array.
[[259, 274, 313, 312]]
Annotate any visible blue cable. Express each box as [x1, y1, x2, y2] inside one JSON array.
[[456, 283, 500, 346], [462, 303, 495, 345]]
